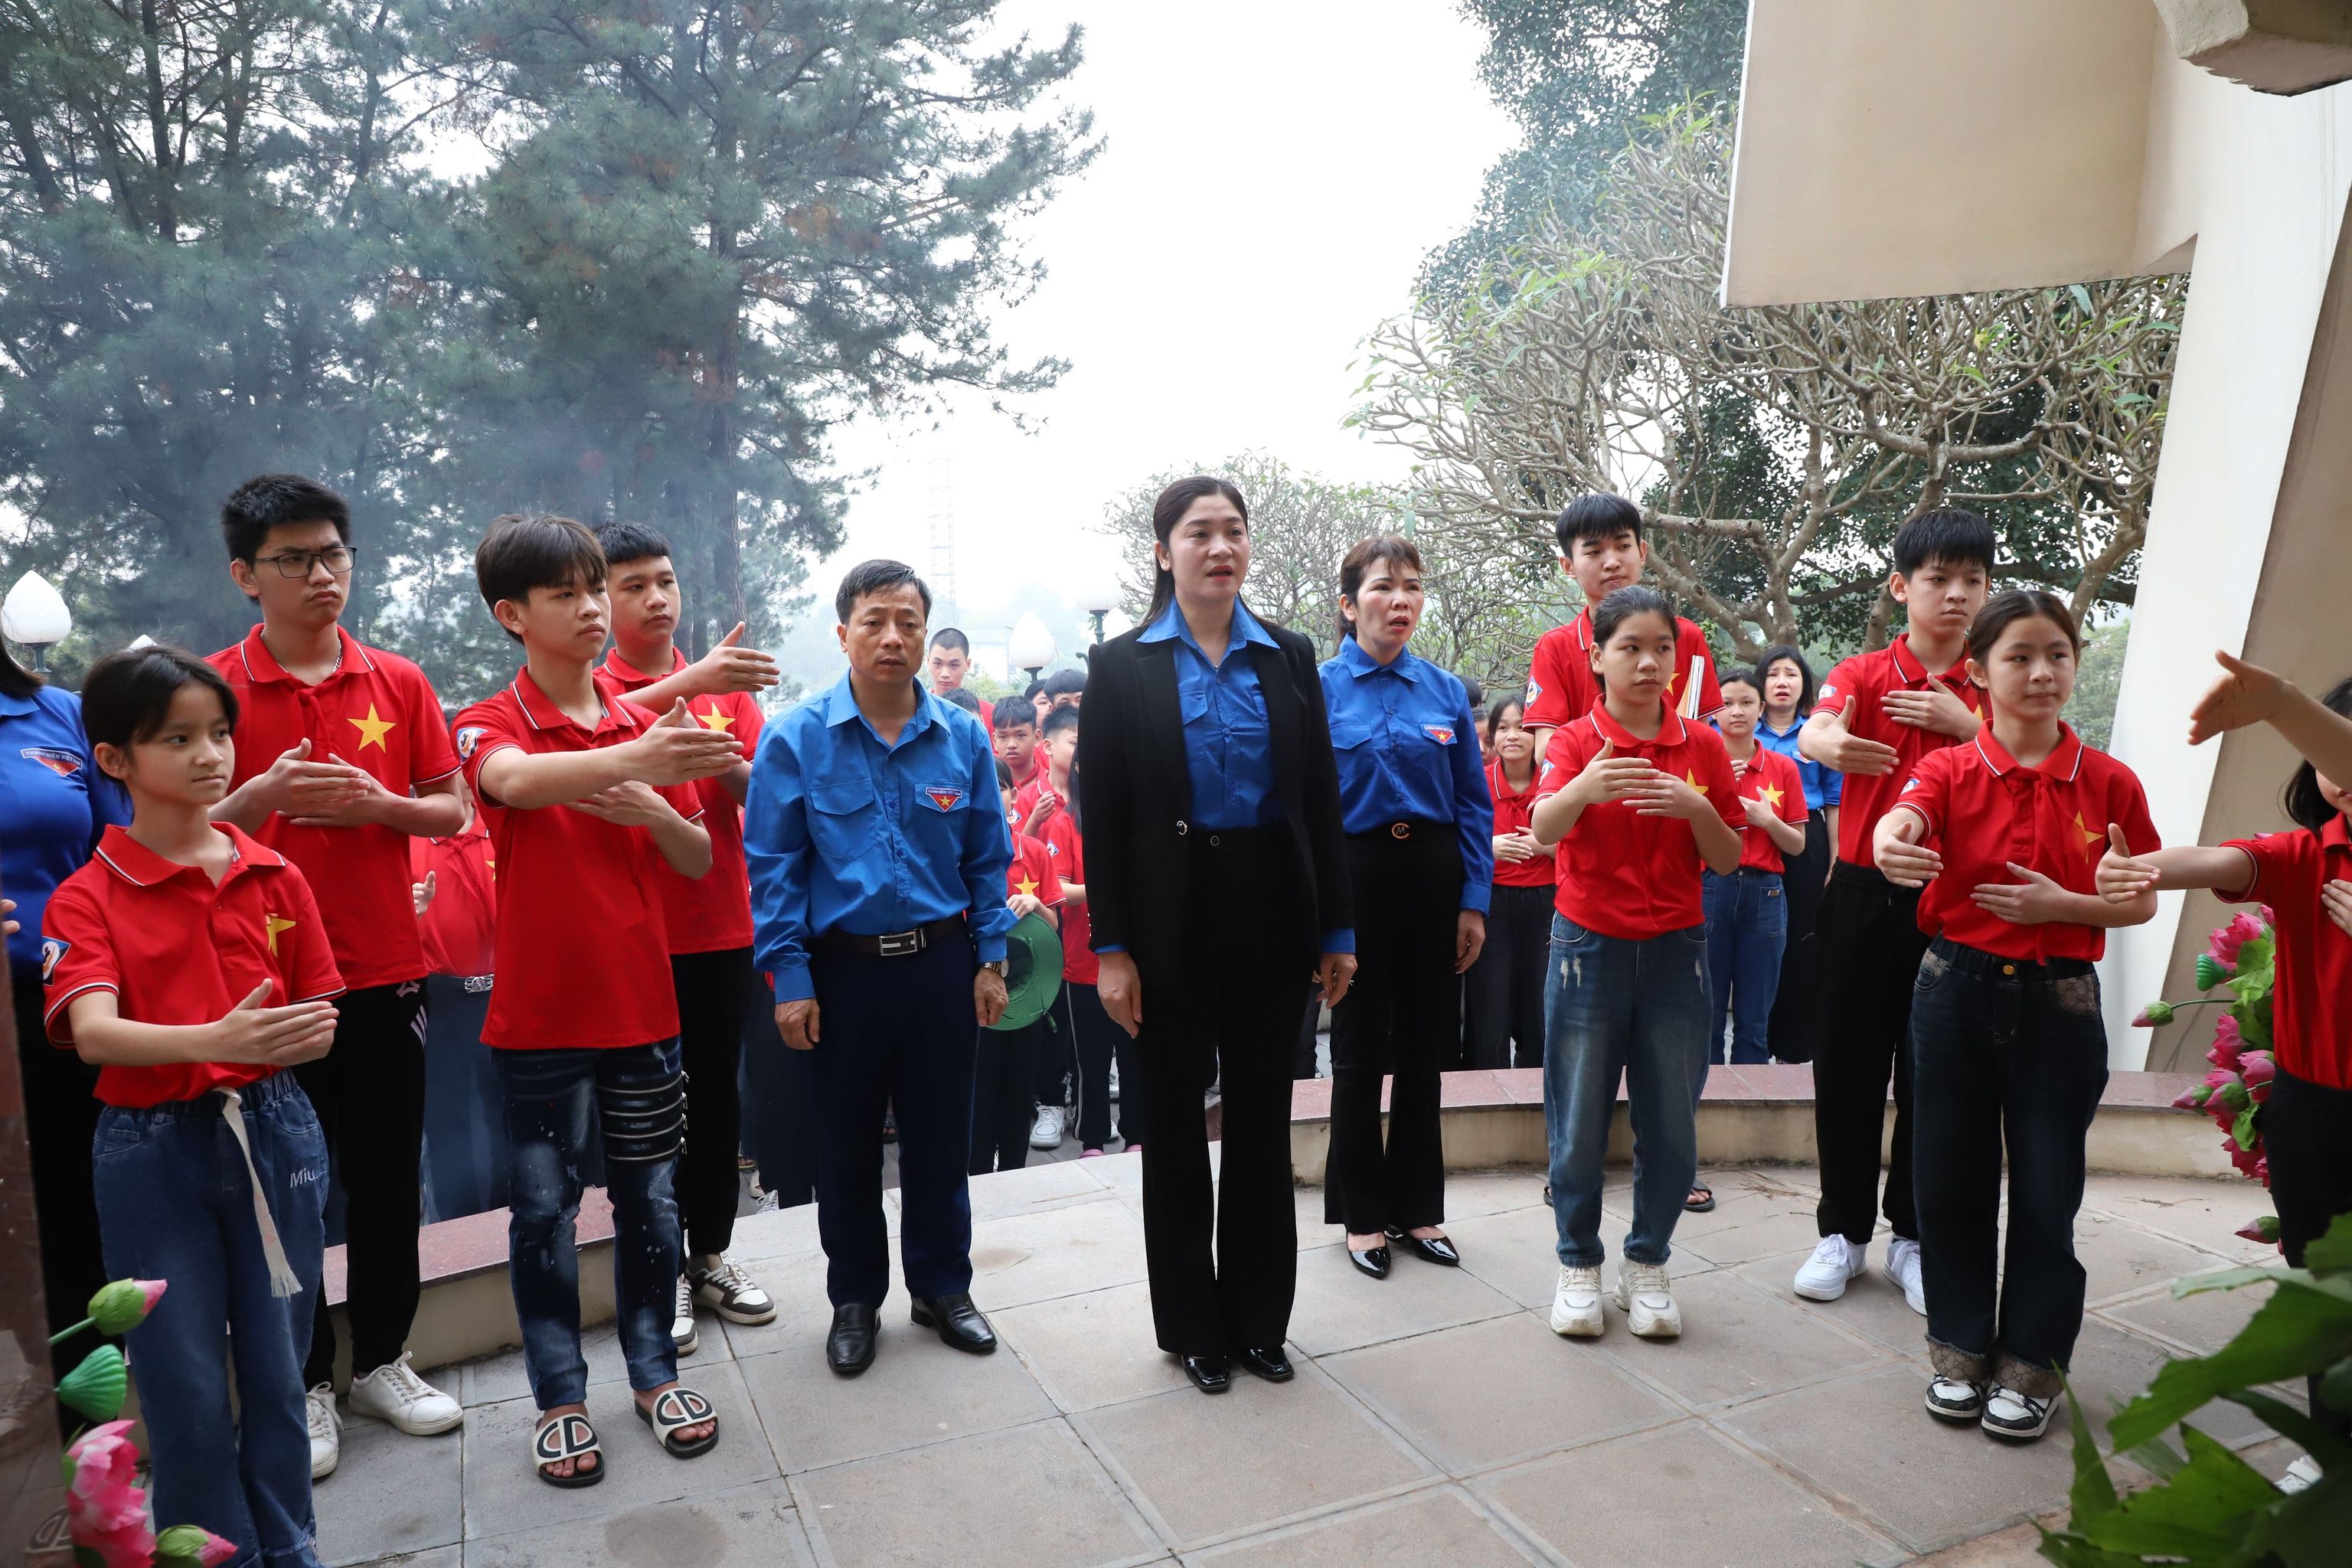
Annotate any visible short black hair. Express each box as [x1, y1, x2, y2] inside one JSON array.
[[1485, 694, 1523, 739], [1718, 669, 1763, 699], [1023, 680, 1045, 702], [929, 628, 970, 655], [1965, 588, 2079, 669], [222, 474, 351, 563], [1040, 704, 1080, 743], [2284, 674, 2352, 831], [1755, 645, 1818, 717], [1458, 672, 1485, 709], [835, 559, 932, 625], [940, 686, 983, 715], [1042, 668, 1086, 700], [1555, 494, 1642, 557], [1893, 508, 1997, 579], [995, 756, 1014, 791], [82, 645, 240, 756], [475, 514, 606, 642], [1589, 585, 1674, 650], [991, 696, 1035, 733], [595, 521, 672, 569]]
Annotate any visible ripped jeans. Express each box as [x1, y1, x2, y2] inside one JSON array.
[[495, 1039, 685, 1410], [1908, 939, 2108, 1396], [1542, 916, 1711, 1269]]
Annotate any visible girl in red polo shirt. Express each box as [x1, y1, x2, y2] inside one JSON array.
[[2097, 666, 2352, 1481], [1465, 696, 1553, 1070], [1530, 586, 1744, 1343], [1874, 591, 2159, 1443]]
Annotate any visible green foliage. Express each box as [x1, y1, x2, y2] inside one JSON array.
[[2040, 1214, 2352, 1565], [2072, 617, 2130, 751]]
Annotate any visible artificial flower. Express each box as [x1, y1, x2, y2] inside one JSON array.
[[88, 1278, 168, 1335]]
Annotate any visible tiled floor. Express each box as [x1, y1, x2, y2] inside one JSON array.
[[318, 1160, 2301, 1567]]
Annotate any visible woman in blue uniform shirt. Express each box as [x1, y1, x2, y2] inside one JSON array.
[[1319, 535, 1494, 1279], [1753, 645, 1840, 1063], [1, 637, 127, 1396]]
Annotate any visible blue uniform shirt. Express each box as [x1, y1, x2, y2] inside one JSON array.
[[1319, 639, 1496, 914], [1758, 716, 1843, 813], [745, 675, 1016, 1004], [0, 684, 127, 975]]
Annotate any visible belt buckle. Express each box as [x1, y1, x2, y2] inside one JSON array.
[[1390, 822, 1411, 840], [877, 929, 923, 958]]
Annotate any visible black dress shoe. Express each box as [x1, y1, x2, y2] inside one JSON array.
[[1347, 1244, 1390, 1279], [910, 1293, 998, 1354], [826, 1304, 877, 1377], [1387, 1229, 1462, 1267], [1236, 1345, 1293, 1382], [1180, 1354, 1231, 1394]]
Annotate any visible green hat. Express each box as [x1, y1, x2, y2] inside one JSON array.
[[986, 912, 1064, 1032]]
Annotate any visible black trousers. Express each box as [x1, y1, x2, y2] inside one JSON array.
[[1466, 882, 1552, 1070], [971, 1018, 1042, 1174], [1136, 825, 1310, 1356], [1033, 976, 1076, 1111], [1326, 828, 1462, 1234], [807, 929, 977, 1306], [2264, 1066, 2352, 1439], [1766, 811, 1833, 1063], [14, 965, 106, 1400], [671, 946, 752, 1258], [1809, 863, 1927, 1245], [296, 979, 426, 1386], [1291, 993, 1321, 1080], [1068, 981, 1141, 1150], [741, 963, 815, 1208]]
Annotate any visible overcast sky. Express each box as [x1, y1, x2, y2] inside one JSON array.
[[813, 2, 1517, 665]]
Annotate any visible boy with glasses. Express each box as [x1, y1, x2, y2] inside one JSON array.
[[209, 474, 469, 1478]]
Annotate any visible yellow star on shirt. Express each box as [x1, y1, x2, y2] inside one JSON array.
[[2073, 812, 2105, 858], [265, 913, 298, 956], [694, 704, 734, 733], [1014, 875, 1040, 899], [1759, 782, 1785, 808], [348, 704, 396, 750], [1684, 769, 1707, 795]]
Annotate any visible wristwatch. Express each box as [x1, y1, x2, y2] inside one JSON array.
[[979, 959, 1010, 980]]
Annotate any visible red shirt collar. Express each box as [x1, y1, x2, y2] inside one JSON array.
[[600, 646, 688, 688], [93, 823, 283, 888], [1586, 697, 1689, 749], [2324, 815, 2351, 854], [512, 666, 632, 735], [234, 624, 374, 684], [1572, 609, 1593, 652], [1488, 756, 1541, 800], [1886, 632, 1967, 688], [1969, 720, 2086, 783]]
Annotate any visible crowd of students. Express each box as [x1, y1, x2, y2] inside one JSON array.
[[5, 467, 2350, 1566]]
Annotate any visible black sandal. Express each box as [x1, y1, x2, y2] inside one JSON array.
[[636, 1387, 719, 1457], [1684, 1185, 1716, 1213], [531, 1413, 603, 1488]]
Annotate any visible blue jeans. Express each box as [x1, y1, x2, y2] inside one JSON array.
[[94, 1072, 328, 1568], [1907, 940, 2107, 1393], [1702, 870, 1786, 1067], [1543, 916, 1710, 1267], [495, 1040, 684, 1410]]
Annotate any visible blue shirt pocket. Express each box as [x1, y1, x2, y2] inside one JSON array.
[[808, 781, 882, 865]]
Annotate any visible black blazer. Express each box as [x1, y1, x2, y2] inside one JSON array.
[[1078, 611, 1352, 968]]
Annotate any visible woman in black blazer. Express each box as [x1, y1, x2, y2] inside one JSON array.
[[1080, 475, 1356, 1395]]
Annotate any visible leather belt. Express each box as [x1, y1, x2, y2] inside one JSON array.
[[816, 914, 966, 960]]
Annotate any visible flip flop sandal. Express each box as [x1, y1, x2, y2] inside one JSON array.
[[1684, 1186, 1717, 1213], [637, 1387, 719, 1458], [531, 1413, 603, 1488]]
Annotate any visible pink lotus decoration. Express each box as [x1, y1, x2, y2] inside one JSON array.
[[2146, 911, 2278, 1243], [64, 1421, 156, 1568]]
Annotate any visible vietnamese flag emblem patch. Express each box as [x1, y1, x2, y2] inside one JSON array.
[[1424, 725, 1455, 745], [923, 786, 967, 812]]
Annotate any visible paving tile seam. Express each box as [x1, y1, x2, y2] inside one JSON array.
[[1681, 1402, 1929, 1556], [1171, 1481, 1555, 1568]]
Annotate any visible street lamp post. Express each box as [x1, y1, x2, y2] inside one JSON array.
[[2, 571, 74, 673], [1073, 573, 1119, 648], [1007, 612, 1057, 688]]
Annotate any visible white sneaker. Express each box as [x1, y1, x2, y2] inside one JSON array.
[[348, 1352, 462, 1436], [1029, 1104, 1065, 1150], [1612, 1260, 1683, 1338], [1549, 1265, 1605, 1337], [1792, 1235, 1867, 1302], [688, 1252, 777, 1325], [1886, 1236, 1928, 1315], [671, 1275, 700, 1356], [306, 1384, 341, 1480], [1109, 1062, 1121, 1101], [1981, 1383, 2056, 1442], [2279, 1454, 2324, 1493]]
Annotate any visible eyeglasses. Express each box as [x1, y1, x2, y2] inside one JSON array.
[[253, 546, 359, 578]]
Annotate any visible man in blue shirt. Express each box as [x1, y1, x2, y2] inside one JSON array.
[[744, 560, 1015, 1377]]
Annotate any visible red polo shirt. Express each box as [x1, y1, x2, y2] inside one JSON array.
[[593, 648, 763, 954], [209, 626, 459, 990], [1486, 757, 1555, 890], [43, 825, 345, 1108], [1033, 811, 1099, 985], [1729, 746, 1809, 874], [1007, 831, 1063, 910], [1816, 634, 1986, 867], [1524, 609, 1723, 733], [410, 816, 496, 980], [1885, 724, 2158, 963], [2221, 816, 2352, 1089], [1535, 702, 1744, 939], [454, 670, 705, 1050]]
